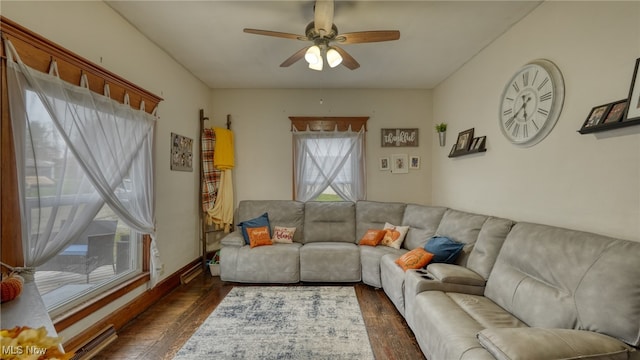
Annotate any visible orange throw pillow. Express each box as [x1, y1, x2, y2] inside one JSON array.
[[359, 229, 386, 246], [247, 226, 272, 248], [395, 248, 434, 272]]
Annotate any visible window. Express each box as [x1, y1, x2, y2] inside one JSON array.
[[23, 90, 141, 315], [1, 18, 162, 332], [290, 117, 368, 202]]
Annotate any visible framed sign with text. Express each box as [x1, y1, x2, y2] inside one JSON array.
[[381, 128, 419, 147]]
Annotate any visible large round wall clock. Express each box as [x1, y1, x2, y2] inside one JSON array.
[[499, 59, 565, 147]]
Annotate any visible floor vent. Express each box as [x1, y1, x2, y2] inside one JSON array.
[[180, 263, 203, 284], [70, 324, 117, 360]]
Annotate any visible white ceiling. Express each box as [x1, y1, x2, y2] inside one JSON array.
[[107, 1, 542, 89]]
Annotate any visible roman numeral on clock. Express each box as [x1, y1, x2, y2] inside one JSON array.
[[537, 108, 549, 116], [512, 123, 520, 137], [537, 77, 549, 91], [503, 108, 513, 117], [505, 117, 515, 130], [512, 82, 520, 92], [540, 92, 552, 102], [523, 72, 529, 86]]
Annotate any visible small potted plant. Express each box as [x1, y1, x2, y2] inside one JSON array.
[[435, 123, 447, 147]]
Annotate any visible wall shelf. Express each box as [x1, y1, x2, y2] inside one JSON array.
[[578, 118, 640, 134], [448, 134, 487, 158], [448, 147, 487, 158]]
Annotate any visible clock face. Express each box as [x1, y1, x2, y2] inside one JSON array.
[[499, 59, 564, 147]]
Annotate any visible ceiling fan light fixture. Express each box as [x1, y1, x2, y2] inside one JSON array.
[[304, 45, 321, 64], [326, 48, 343, 68], [309, 56, 323, 71]]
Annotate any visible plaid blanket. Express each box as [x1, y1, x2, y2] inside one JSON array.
[[202, 128, 221, 217]]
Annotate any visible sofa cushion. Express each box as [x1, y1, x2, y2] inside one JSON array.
[[356, 200, 406, 241], [427, 263, 486, 287], [381, 223, 409, 249], [424, 236, 464, 263], [303, 202, 355, 244], [395, 248, 433, 271], [238, 212, 271, 245], [486, 222, 640, 347], [220, 243, 302, 283], [401, 204, 448, 250], [358, 229, 386, 246], [236, 200, 305, 243], [360, 245, 405, 288], [408, 291, 527, 360], [435, 209, 488, 266], [380, 253, 408, 315], [466, 216, 514, 280], [477, 328, 632, 360], [299, 242, 361, 282]]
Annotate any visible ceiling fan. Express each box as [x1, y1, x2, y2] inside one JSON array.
[[243, 0, 400, 71]]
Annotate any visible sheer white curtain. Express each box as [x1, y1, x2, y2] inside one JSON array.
[[5, 39, 161, 286], [293, 127, 366, 202]]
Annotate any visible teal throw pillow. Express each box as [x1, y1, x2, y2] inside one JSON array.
[[238, 213, 271, 245], [424, 236, 464, 263]]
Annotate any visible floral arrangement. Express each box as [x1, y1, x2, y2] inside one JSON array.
[[0, 326, 73, 360], [434, 123, 447, 133]]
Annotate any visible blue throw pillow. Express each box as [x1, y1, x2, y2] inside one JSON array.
[[424, 236, 464, 263], [238, 213, 271, 245]]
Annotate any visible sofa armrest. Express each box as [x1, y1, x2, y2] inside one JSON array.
[[477, 327, 633, 360], [407, 269, 485, 297], [221, 232, 245, 247], [427, 263, 486, 287]]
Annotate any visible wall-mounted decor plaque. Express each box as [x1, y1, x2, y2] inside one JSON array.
[[381, 128, 419, 147]]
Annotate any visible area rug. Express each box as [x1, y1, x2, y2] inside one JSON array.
[[173, 286, 375, 359]]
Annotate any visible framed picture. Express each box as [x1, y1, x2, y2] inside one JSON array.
[[470, 137, 479, 150], [171, 132, 193, 171], [381, 128, 419, 147], [454, 128, 474, 153], [409, 156, 420, 169], [602, 99, 627, 124], [379, 157, 390, 171], [582, 103, 610, 128], [472, 136, 486, 150], [449, 144, 457, 157], [391, 154, 409, 174], [624, 57, 640, 122]]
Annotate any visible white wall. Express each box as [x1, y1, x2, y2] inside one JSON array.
[[210, 88, 433, 205], [432, 1, 640, 241], [3, 1, 210, 339]]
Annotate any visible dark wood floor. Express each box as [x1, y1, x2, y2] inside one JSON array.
[[94, 272, 426, 359]]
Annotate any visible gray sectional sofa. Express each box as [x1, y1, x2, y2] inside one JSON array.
[[220, 200, 640, 360]]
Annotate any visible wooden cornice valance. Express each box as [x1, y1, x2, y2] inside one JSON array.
[[289, 116, 369, 132], [0, 16, 162, 114]]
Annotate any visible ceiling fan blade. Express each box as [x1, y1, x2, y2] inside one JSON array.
[[336, 30, 400, 44], [244, 28, 307, 41], [314, 0, 334, 37], [333, 46, 360, 70], [280, 47, 310, 67]]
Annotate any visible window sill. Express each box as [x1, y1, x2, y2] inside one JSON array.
[[0, 281, 58, 337], [52, 272, 150, 332]]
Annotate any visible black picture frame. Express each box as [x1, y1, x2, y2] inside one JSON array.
[[473, 136, 487, 150], [602, 99, 627, 124], [453, 128, 474, 153], [624, 57, 640, 122], [582, 103, 611, 128]]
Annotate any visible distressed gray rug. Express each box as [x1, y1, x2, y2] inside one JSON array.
[[173, 286, 375, 359]]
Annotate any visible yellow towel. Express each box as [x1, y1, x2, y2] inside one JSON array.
[[213, 127, 234, 170], [207, 169, 234, 232]]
